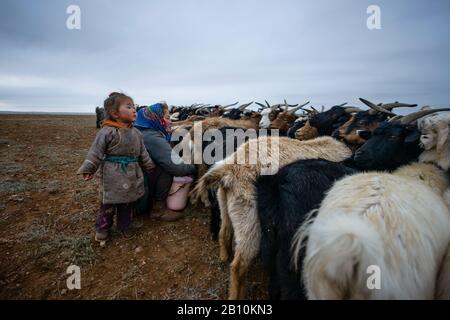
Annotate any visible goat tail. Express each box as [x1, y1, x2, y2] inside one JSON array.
[[189, 163, 232, 207], [292, 212, 383, 299]]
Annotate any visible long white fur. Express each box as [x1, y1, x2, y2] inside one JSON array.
[[293, 163, 450, 299]]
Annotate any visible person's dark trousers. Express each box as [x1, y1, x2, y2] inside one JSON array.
[[95, 203, 133, 232], [134, 166, 173, 216]]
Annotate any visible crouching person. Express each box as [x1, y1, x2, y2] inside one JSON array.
[[77, 92, 155, 241], [134, 102, 196, 221]]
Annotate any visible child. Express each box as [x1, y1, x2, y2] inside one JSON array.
[[77, 92, 155, 241]]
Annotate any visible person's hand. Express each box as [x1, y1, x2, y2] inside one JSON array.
[[84, 174, 93, 181]]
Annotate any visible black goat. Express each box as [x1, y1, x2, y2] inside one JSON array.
[[309, 105, 356, 136], [178, 108, 195, 121], [256, 159, 358, 299], [353, 121, 423, 171]]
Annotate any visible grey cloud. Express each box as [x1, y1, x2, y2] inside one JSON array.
[[0, 0, 449, 113]]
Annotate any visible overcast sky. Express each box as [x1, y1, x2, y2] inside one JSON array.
[[0, 0, 449, 113]]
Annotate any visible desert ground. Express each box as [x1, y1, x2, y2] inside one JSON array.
[[0, 114, 266, 299]]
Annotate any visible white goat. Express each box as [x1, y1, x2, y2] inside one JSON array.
[[293, 163, 450, 299], [417, 110, 450, 170], [417, 111, 450, 299]]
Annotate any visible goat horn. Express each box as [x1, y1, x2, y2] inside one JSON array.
[[338, 102, 348, 107], [223, 101, 239, 109], [359, 98, 396, 116], [238, 101, 253, 111], [398, 108, 450, 124], [255, 102, 267, 109], [382, 102, 418, 111], [311, 106, 319, 113], [299, 101, 310, 108], [290, 101, 310, 114], [284, 99, 300, 108]]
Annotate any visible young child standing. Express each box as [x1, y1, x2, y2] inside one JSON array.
[[77, 92, 155, 241]]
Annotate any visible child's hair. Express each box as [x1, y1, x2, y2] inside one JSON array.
[[104, 92, 134, 120]]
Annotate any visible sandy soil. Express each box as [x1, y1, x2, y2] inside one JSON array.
[[0, 114, 266, 300]]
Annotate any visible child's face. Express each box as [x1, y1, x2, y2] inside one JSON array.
[[114, 101, 137, 123]]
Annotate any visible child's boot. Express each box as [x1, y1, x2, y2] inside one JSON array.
[[95, 230, 108, 242]]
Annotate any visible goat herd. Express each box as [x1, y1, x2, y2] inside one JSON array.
[[98, 99, 450, 300]]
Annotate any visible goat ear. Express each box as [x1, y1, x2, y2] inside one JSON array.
[[435, 122, 450, 153], [405, 128, 421, 144]]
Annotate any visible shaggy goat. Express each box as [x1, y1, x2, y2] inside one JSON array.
[[417, 110, 450, 171], [416, 110, 450, 299], [292, 162, 450, 299], [201, 126, 256, 240], [189, 136, 352, 299]]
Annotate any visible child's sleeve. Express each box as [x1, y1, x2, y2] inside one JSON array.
[[76, 129, 108, 175], [139, 135, 155, 173]]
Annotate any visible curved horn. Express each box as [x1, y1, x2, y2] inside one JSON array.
[[338, 102, 348, 107], [359, 98, 396, 116], [284, 99, 299, 108], [238, 101, 253, 111], [382, 101, 418, 111], [398, 108, 450, 124], [223, 101, 239, 109], [255, 102, 267, 109], [302, 108, 315, 114], [290, 101, 310, 114]]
